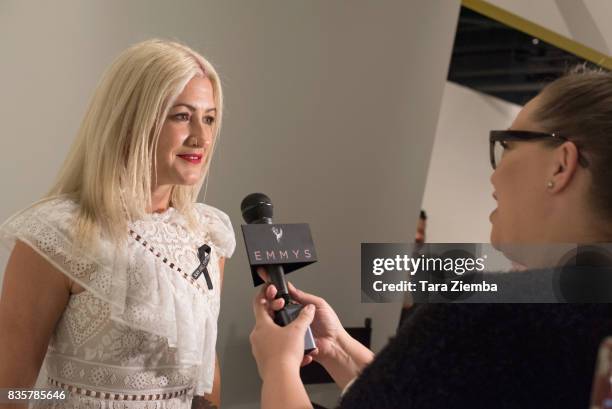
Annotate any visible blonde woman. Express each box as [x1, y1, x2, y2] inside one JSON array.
[[0, 39, 235, 409]]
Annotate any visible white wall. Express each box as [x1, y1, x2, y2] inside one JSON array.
[[422, 82, 521, 243], [0, 1, 461, 408]]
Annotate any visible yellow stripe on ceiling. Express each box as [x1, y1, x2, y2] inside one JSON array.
[[462, 0, 612, 70]]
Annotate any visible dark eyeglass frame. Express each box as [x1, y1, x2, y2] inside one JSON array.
[[489, 130, 590, 169]]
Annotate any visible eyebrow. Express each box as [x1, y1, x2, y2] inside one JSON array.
[[172, 103, 216, 113]]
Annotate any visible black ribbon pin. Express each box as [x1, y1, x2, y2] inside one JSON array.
[[192, 244, 213, 290]]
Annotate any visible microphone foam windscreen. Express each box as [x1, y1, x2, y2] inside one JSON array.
[[241, 193, 274, 223]]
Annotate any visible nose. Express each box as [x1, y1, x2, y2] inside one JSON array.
[[188, 118, 213, 148]]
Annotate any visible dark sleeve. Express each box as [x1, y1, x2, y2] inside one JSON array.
[[397, 304, 419, 332], [337, 304, 611, 409]]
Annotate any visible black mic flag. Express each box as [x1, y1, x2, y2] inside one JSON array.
[[241, 193, 317, 352]]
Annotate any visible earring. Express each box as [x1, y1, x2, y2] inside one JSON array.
[[547, 181, 555, 189]]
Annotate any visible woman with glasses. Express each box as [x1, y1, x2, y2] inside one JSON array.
[[250, 67, 612, 409]]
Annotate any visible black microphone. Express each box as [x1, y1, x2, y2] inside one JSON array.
[[241, 193, 317, 353], [241, 193, 290, 308]]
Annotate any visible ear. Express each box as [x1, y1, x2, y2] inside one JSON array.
[[548, 141, 580, 193]]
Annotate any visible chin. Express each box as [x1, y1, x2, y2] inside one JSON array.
[[489, 225, 502, 250], [173, 171, 204, 186], [490, 236, 501, 251], [175, 178, 201, 186]]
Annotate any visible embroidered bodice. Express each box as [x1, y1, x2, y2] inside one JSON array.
[[0, 197, 235, 408]]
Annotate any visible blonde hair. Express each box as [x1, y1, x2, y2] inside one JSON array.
[[47, 39, 223, 246]]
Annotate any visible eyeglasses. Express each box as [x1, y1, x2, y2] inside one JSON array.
[[489, 130, 590, 170]]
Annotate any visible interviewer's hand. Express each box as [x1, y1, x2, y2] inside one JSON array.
[[250, 286, 316, 379], [262, 280, 347, 364]]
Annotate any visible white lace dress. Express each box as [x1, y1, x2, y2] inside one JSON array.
[[0, 197, 235, 408]]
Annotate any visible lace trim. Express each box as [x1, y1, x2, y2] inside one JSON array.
[[128, 230, 210, 294], [44, 353, 197, 392], [47, 377, 193, 401]]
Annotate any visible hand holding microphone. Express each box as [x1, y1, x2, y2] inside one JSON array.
[[241, 193, 316, 351], [262, 281, 346, 364], [250, 286, 317, 377], [243, 193, 373, 381], [255, 280, 375, 390]]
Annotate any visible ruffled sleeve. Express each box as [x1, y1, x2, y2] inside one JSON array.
[[194, 203, 236, 259], [0, 197, 123, 303]]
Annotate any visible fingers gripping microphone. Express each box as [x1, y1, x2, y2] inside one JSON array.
[[241, 193, 316, 352]]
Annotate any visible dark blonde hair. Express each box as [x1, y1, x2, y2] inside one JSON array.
[[533, 65, 612, 219]]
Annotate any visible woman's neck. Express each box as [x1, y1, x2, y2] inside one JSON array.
[[149, 185, 173, 213]]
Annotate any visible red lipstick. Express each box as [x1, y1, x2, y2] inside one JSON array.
[[177, 153, 203, 164]]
